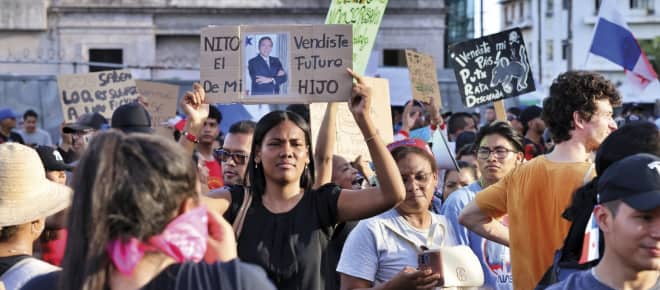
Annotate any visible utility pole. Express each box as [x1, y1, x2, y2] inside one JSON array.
[[480, 0, 484, 37], [566, 0, 573, 70], [537, 0, 543, 84]]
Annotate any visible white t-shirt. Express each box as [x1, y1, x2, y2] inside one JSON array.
[[336, 209, 458, 285]]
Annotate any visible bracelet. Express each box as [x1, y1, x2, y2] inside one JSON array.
[[365, 135, 378, 143], [182, 131, 199, 144]]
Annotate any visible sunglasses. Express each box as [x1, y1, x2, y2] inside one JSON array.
[[214, 149, 249, 165]]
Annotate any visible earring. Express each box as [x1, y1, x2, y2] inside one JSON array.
[[255, 162, 259, 169]]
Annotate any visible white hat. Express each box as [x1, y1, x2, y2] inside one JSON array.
[[0, 143, 72, 227]]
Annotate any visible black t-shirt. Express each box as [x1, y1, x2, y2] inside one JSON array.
[[0, 131, 24, 144], [523, 137, 546, 160], [324, 221, 357, 290], [0, 254, 30, 276], [224, 183, 342, 290], [19, 259, 275, 290]]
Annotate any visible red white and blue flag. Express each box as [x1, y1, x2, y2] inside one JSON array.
[[588, 0, 658, 92], [579, 210, 600, 264]]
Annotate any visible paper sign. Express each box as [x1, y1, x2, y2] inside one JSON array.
[[448, 28, 535, 108], [405, 50, 441, 105], [310, 77, 393, 161], [200, 24, 353, 104], [325, 0, 388, 74], [57, 69, 138, 123], [135, 80, 179, 138]]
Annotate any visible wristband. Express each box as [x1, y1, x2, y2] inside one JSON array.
[[398, 130, 410, 138], [182, 131, 199, 144]]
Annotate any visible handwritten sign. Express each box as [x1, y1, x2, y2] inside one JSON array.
[[326, 0, 388, 75], [448, 28, 535, 108], [405, 50, 441, 105], [310, 77, 393, 161], [135, 80, 179, 138], [57, 70, 138, 123], [200, 24, 353, 104]]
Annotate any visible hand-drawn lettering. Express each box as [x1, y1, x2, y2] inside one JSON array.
[[61, 90, 79, 105], [293, 34, 349, 49], [298, 79, 339, 95], [203, 36, 240, 52], [295, 55, 343, 71], [67, 107, 78, 121], [214, 57, 225, 70], [98, 70, 131, 87]]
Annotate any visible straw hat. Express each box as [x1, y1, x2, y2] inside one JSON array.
[[0, 143, 72, 227]]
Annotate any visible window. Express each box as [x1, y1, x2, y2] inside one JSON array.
[[562, 0, 569, 10], [630, 0, 653, 9], [88, 49, 123, 72], [546, 40, 554, 61], [520, 1, 524, 18], [383, 49, 407, 67], [547, 0, 554, 13], [595, 0, 602, 13], [561, 39, 569, 60]]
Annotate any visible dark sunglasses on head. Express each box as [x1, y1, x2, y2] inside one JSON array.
[[214, 149, 249, 165]]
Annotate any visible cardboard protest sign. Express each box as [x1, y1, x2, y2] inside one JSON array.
[[135, 80, 179, 138], [310, 77, 393, 161], [58, 70, 138, 123], [325, 0, 388, 75], [448, 28, 535, 108], [405, 50, 441, 105], [200, 24, 353, 104]]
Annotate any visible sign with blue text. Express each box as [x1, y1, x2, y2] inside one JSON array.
[[448, 28, 535, 108]]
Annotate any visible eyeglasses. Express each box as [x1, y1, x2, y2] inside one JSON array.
[[214, 149, 249, 165], [401, 172, 433, 184], [477, 147, 518, 160]]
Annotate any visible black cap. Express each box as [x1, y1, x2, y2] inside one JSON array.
[[111, 103, 152, 134], [597, 153, 660, 211], [63, 113, 108, 134], [34, 145, 74, 171], [519, 105, 543, 125]]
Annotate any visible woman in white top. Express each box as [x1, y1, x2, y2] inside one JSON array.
[[337, 138, 458, 290]]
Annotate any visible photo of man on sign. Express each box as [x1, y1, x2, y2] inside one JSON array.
[[247, 34, 289, 95]]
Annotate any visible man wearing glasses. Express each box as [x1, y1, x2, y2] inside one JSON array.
[[215, 120, 255, 186], [459, 71, 622, 290], [441, 122, 524, 290]]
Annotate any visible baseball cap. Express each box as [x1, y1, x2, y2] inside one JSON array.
[[34, 145, 74, 172], [519, 105, 543, 125], [387, 138, 434, 159], [63, 113, 108, 134], [111, 102, 153, 134], [0, 108, 17, 121], [597, 153, 660, 211]]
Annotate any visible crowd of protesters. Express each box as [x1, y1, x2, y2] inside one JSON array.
[[0, 69, 658, 290]]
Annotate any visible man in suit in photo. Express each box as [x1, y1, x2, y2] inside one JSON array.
[[248, 36, 287, 95]]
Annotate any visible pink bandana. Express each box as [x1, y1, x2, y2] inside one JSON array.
[[107, 206, 209, 275]]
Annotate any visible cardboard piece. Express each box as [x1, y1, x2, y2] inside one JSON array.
[[325, 0, 388, 75], [310, 77, 393, 161], [135, 80, 180, 138], [448, 28, 535, 108], [57, 69, 138, 123], [405, 49, 441, 105], [200, 24, 353, 104]]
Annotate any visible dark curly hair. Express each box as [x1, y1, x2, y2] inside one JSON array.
[[542, 71, 621, 143]]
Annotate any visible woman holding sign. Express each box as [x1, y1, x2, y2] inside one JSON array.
[[194, 69, 405, 290]]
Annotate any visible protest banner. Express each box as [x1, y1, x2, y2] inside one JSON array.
[[135, 80, 179, 138], [58, 69, 138, 123], [200, 24, 353, 104], [310, 77, 393, 161], [405, 49, 441, 105], [325, 0, 388, 75], [448, 28, 535, 109]]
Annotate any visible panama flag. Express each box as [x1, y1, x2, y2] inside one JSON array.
[[588, 0, 658, 92], [579, 211, 600, 264]]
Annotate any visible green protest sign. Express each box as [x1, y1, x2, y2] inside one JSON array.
[[325, 0, 388, 74]]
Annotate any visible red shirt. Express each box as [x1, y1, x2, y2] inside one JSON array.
[[205, 159, 224, 189]]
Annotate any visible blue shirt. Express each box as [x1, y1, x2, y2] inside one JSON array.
[[440, 181, 513, 290]]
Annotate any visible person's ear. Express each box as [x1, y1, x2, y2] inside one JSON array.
[[573, 111, 587, 130], [594, 205, 612, 233], [515, 151, 524, 165]]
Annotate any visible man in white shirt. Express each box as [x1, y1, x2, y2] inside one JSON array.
[[19, 109, 52, 146]]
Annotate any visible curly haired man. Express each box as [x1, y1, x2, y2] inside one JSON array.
[[460, 71, 622, 290]]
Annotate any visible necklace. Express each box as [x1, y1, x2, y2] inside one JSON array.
[[8, 248, 29, 255]]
